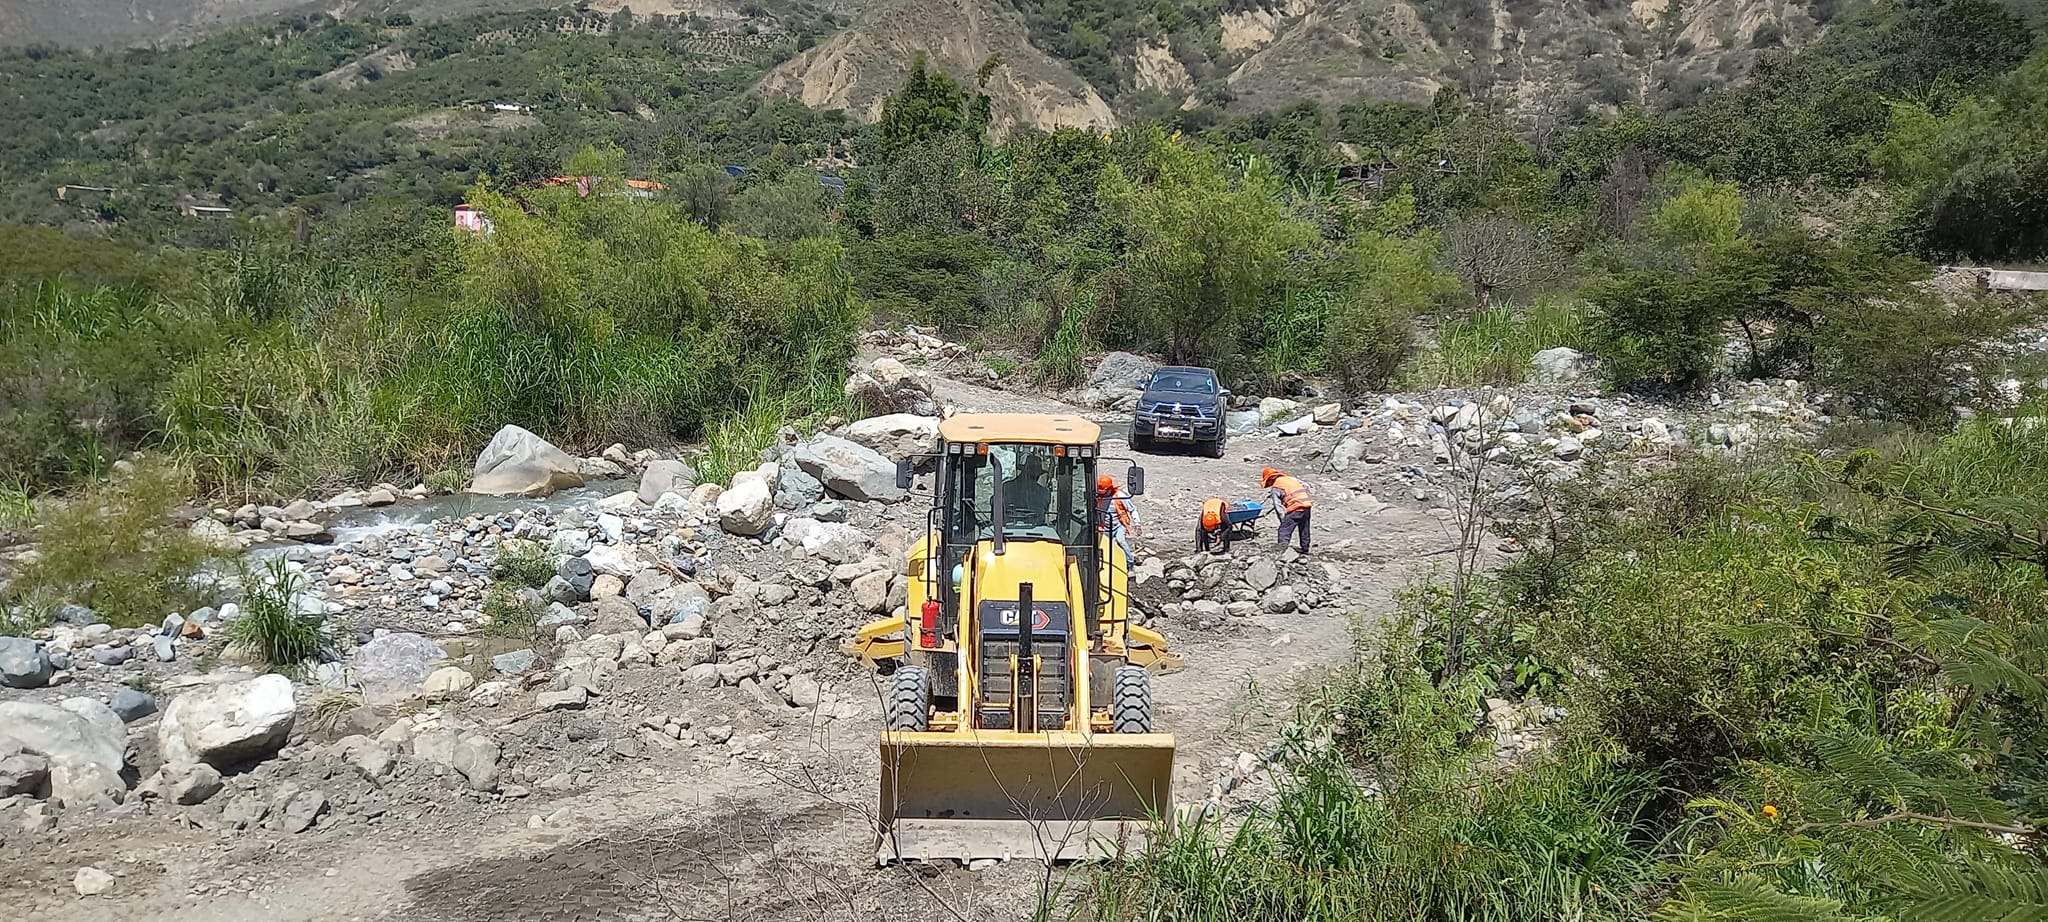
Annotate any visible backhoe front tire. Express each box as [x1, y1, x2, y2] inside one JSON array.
[[1111, 665, 1154, 733], [888, 666, 931, 732]]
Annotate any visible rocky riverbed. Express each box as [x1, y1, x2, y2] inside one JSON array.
[[0, 332, 1844, 920]]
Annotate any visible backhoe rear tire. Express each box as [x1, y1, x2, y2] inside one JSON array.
[[889, 666, 931, 732], [1111, 665, 1154, 733]]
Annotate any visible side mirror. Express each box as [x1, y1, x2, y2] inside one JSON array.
[[1218, 388, 1232, 398], [1127, 466, 1146, 496], [895, 458, 914, 491]]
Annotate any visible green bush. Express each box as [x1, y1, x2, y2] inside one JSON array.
[[1095, 615, 1660, 922], [1807, 290, 2034, 426], [1326, 191, 1464, 390], [489, 540, 557, 589], [5, 460, 224, 627], [1325, 294, 1416, 390], [481, 586, 539, 639], [1583, 269, 1727, 391], [226, 557, 329, 671]]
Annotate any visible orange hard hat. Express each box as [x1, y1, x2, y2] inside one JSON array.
[[1201, 498, 1224, 531], [1096, 474, 1115, 493], [1261, 467, 1281, 486]]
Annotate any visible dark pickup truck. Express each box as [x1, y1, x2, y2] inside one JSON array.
[[1130, 365, 1228, 457]]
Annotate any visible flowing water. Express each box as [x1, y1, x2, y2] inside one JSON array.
[[238, 479, 635, 564]]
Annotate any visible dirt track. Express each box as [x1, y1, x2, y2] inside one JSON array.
[[7, 374, 1460, 922]]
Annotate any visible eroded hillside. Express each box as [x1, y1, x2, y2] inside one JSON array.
[[759, 0, 1116, 133]]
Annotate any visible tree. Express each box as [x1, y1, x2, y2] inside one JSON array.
[[875, 54, 989, 162], [731, 169, 829, 243], [1106, 131, 1315, 365], [1441, 211, 1565, 309], [1326, 190, 1463, 389]]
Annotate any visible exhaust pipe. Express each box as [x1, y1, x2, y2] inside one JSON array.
[[1015, 581, 1035, 734]]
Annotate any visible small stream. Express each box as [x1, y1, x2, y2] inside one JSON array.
[[241, 479, 634, 562]]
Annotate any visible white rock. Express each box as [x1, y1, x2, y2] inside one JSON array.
[[595, 491, 640, 513], [851, 571, 891, 613], [468, 424, 585, 497], [422, 666, 476, 696], [716, 480, 775, 537], [637, 460, 697, 504], [73, 866, 115, 897], [1529, 347, 1594, 383], [731, 461, 781, 494], [583, 544, 645, 578], [159, 674, 296, 768], [842, 414, 940, 460], [353, 632, 447, 705], [1257, 397, 1300, 420]]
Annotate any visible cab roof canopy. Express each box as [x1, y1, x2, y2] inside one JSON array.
[[937, 413, 1101, 447]]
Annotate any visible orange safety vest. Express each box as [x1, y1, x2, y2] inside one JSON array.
[[1272, 474, 1312, 513], [1098, 490, 1135, 534]]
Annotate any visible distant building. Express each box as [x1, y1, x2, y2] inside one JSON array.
[[55, 184, 115, 202], [454, 204, 493, 234], [178, 200, 233, 219]]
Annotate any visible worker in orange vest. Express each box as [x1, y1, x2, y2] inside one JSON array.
[[1261, 467, 1313, 554], [1096, 474, 1141, 558]]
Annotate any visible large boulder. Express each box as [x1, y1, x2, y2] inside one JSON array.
[[159, 674, 297, 768], [788, 435, 905, 504], [844, 357, 938, 416], [843, 414, 940, 460], [1075, 352, 1159, 409], [1089, 351, 1159, 391], [636, 459, 697, 505], [469, 424, 586, 497], [1257, 397, 1301, 421], [352, 633, 448, 705], [799, 521, 873, 565], [0, 699, 129, 803], [716, 479, 775, 537], [1529, 347, 1595, 384], [0, 636, 54, 688]]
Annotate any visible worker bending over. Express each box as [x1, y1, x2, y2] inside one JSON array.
[[1096, 474, 1141, 558], [1261, 467, 1313, 554]]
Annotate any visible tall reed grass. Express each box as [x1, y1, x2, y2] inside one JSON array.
[[1400, 297, 1588, 389]]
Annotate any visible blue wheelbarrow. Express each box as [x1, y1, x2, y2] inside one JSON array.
[[1197, 498, 1267, 554]]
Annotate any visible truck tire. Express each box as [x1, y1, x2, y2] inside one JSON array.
[[888, 666, 931, 732], [1111, 665, 1154, 733], [1205, 432, 1227, 458]]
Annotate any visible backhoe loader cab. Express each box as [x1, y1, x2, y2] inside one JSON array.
[[845, 413, 1181, 865]]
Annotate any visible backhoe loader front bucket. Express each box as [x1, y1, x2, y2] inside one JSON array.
[[876, 729, 1174, 865]]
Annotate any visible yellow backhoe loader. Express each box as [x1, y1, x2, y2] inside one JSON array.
[[843, 413, 1183, 865]]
